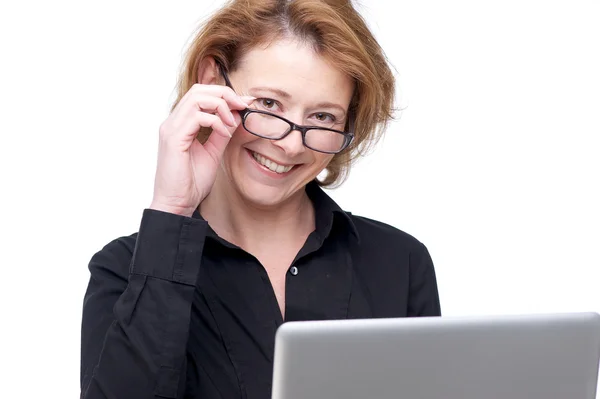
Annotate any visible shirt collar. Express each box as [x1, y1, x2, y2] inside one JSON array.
[[192, 180, 360, 243], [305, 180, 360, 243]]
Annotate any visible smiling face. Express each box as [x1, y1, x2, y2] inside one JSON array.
[[218, 39, 354, 207]]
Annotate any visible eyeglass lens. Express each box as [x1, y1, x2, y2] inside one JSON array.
[[244, 112, 346, 153]]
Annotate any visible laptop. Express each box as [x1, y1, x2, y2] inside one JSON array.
[[272, 312, 600, 399]]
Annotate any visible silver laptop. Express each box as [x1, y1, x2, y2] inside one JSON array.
[[272, 312, 600, 399]]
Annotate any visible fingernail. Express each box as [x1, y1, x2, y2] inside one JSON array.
[[227, 113, 236, 126]]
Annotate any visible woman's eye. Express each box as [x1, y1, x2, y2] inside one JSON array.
[[259, 98, 277, 109], [313, 112, 335, 123]]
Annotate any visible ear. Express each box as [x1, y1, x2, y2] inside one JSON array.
[[197, 56, 220, 85]]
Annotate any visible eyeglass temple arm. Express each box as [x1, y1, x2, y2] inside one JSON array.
[[216, 61, 235, 90]]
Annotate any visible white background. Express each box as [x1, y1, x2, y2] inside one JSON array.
[[1, 0, 598, 397]]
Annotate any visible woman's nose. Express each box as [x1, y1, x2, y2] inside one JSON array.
[[272, 128, 306, 157]]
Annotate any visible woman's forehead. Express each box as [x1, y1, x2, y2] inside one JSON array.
[[233, 39, 354, 105]]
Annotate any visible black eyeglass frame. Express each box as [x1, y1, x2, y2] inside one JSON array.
[[218, 63, 355, 154]]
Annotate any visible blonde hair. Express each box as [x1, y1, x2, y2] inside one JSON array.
[[174, 0, 395, 186]]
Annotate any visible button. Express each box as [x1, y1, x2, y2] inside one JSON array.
[[289, 266, 299, 276]]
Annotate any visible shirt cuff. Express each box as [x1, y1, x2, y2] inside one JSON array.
[[130, 208, 209, 286]]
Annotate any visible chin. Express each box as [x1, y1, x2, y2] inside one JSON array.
[[234, 178, 300, 208]]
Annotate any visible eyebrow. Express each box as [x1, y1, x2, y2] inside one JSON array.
[[313, 101, 347, 116], [249, 87, 291, 99], [249, 87, 347, 116]]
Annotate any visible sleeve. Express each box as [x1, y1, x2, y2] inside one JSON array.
[[407, 243, 442, 317], [80, 209, 208, 399]]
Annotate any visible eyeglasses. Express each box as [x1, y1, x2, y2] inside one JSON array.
[[219, 64, 354, 154]]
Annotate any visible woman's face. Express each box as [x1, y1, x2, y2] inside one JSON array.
[[221, 39, 354, 207]]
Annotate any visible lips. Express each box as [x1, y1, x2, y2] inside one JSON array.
[[249, 150, 296, 174]]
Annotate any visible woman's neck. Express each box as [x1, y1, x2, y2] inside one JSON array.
[[199, 176, 316, 254]]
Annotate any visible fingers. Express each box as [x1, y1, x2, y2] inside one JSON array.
[[163, 84, 254, 146], [180, 85, 254, 128], [202, 112, 242, 162], [176, 84, 252, 118], [195, 112, 232, 139], [191, 84, 254, 110], [193, 95, 239, 128]]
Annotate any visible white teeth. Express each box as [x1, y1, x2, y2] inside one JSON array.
[[252, 151, 293, 174]]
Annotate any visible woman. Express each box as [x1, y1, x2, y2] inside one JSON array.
[[81, 0, 441, 398]]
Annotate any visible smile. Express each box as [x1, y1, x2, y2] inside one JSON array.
[[250, 151, 295, 174]]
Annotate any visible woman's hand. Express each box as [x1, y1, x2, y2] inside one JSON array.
[[149, 84, 254, 217]]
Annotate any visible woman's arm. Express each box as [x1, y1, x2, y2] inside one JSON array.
[[81, 209, 208, 399], [407, 243, 442, 317]]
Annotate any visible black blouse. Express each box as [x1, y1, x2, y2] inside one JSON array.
[[81, 182, 441, 398]]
